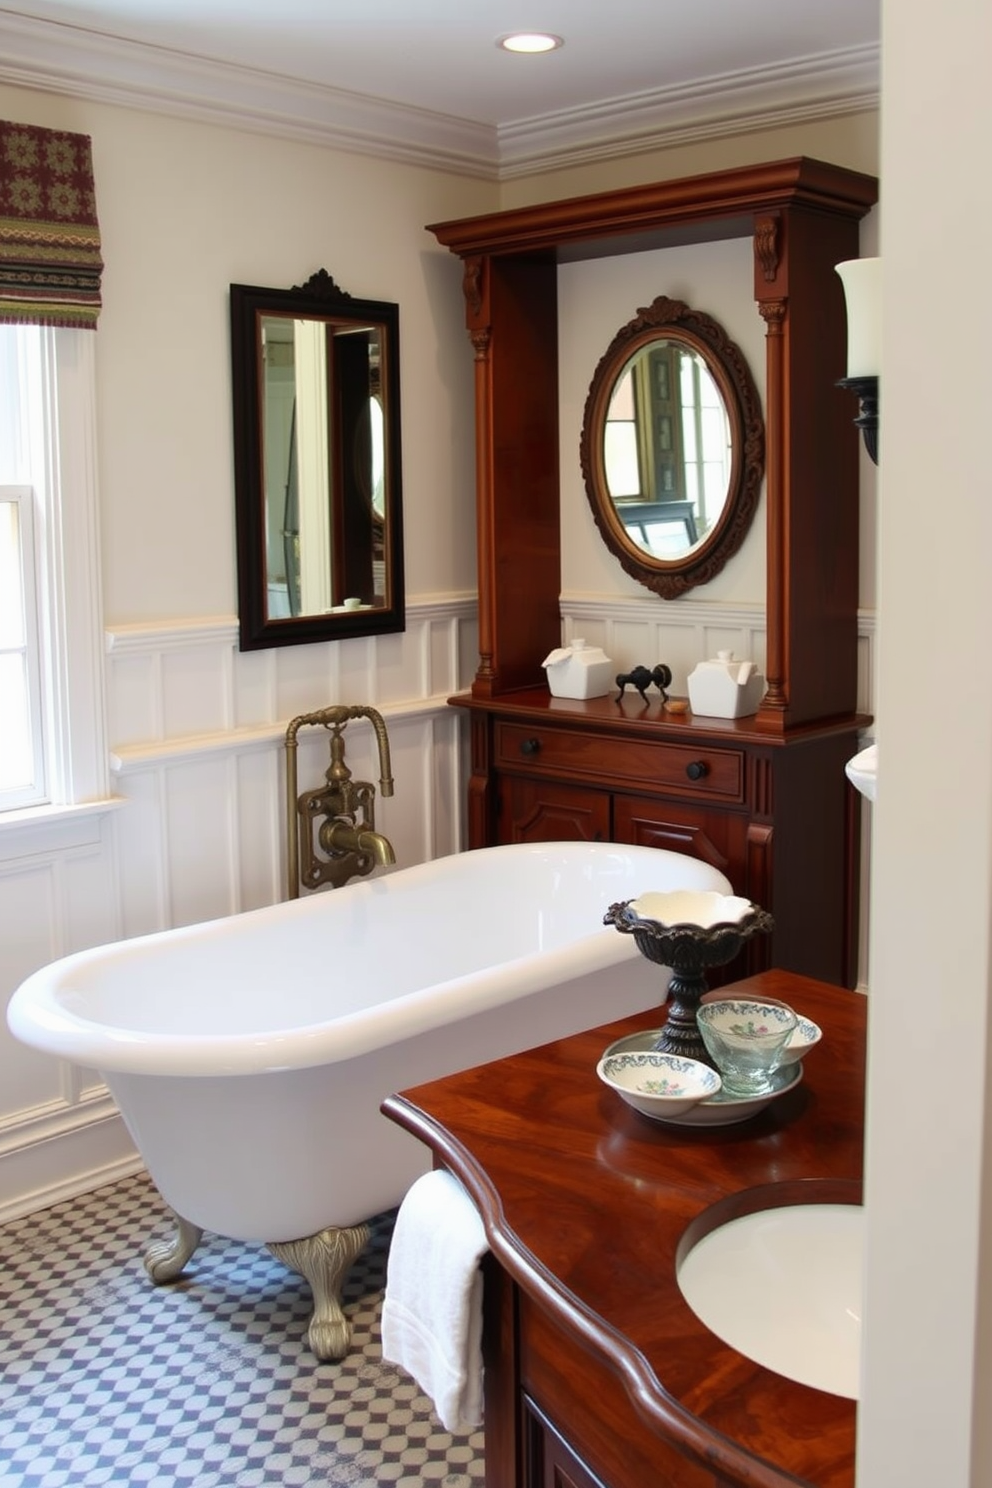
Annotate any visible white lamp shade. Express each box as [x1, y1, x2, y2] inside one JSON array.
[[835, 257, 881, 379]]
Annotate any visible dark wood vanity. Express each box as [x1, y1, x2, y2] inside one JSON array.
[[383, 968, 865, 1488], [429, 159, 877, 988]]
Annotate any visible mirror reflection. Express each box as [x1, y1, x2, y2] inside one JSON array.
[[580, 296, 764, 600], [603, 339, 733, 561], [231, 272, 404, 650], [261, 314, 387, 618]]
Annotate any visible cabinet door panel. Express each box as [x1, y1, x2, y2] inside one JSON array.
[[498, 777, 610, 844], [524, 1398, 612, 1488], [520, 1301, 721, 1488], [614, 795, 750, 889]]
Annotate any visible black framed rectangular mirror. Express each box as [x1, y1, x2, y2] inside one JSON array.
[[231, 270, 405, 650]]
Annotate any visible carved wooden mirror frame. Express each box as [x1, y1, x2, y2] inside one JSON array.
[[579, 294, 765, 600]]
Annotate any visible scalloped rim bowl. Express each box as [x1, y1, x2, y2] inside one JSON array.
[[778, 1015, 822, 1067], [628, 889, 755, 929], [597, 1050, 722, 1117]]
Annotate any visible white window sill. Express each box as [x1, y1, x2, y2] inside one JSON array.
[[0, 797, 125, 860]]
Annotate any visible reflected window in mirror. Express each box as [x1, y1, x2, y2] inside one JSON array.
[[581, 296, 763, 599], [604, 342, 732, 558], [231, 271, 404, 649]]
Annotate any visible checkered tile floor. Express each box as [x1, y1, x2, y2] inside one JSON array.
[[0, 1174, 485, 1486]]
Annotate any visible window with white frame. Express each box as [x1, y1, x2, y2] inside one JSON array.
[[0, 322, 108, 817], [0, 484, 45, 807]]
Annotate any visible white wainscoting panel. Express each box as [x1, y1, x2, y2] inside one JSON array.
[[0, 597, 477, 1223], [0, 808, 135, 1222], [560, 592, 876, 718]]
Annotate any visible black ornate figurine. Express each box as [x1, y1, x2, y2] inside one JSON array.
[[615, 663, 672, 702]]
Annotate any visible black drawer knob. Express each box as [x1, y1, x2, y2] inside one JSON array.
[[685, 760, 709, 781], [520, 737, 542, 756]]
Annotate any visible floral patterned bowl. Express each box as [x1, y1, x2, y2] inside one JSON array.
[[597, 1050, 722, 1118], [778, 1014, 823, 1067]]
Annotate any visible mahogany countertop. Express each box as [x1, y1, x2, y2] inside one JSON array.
[[382, 969, 866, 1488], [448, 684, 871, 748]]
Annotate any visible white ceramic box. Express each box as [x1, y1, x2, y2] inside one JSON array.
[[542, 639, 614, 700], [687, 651, 766, 718]]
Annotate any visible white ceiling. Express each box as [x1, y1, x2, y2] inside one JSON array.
[[0, 1, 880, 177]]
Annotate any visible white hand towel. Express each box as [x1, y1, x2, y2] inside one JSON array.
[[380, 1168, 489, 1435]]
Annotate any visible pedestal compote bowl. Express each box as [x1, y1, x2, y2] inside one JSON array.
[[604, 890, 774, 1066]]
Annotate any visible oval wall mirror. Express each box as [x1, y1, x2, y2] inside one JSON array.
[[579, 295, 764, 599], [231, 270, 405, 650]]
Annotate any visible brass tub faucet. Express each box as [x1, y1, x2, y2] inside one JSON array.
[[285, 705, 396, 898]]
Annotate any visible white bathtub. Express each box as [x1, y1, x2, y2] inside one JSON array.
[[9, 841, 730, 1354]]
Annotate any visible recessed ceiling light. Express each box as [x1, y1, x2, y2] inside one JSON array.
[[497, 33, 563, 55]]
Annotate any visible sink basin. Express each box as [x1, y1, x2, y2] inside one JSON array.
[[677, 1202, 863, 1398], [845, 742, 877, 803]]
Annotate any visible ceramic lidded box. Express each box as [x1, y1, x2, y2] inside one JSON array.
[[687, 650, 766, 718], [542, 639, 614, 699]]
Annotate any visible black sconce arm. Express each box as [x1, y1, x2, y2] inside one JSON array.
[[837, 374, 879, 465]]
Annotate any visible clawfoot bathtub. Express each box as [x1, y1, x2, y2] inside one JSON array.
[[9, 841, 730, 1358]]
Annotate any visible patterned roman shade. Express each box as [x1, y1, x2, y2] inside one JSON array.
[[0, 119, 103, 329]]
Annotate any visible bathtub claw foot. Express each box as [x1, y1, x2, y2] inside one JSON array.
[[144, 1211, 205, 1283], [267, 1222, 371, 1360]]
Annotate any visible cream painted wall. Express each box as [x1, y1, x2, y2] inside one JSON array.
[[525, 114, 881, 616], [0, 81, 495, 624], [0, 82, 881, 632], [558, 236, 766, 604], [858, 2, 992, 1483]]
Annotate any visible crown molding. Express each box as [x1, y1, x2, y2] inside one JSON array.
[[0, 10, 501, 178], [498, 45, 880, 177], [0, 11, 879, 182]]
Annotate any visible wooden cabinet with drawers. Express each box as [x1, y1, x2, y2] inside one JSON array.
[[452, 686, 864, 987]]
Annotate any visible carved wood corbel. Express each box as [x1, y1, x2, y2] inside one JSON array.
[[462, 255, 486, 320], [754, 213, 781, 284]]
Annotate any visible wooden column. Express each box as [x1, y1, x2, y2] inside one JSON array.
[[462, 256, 497, 695]]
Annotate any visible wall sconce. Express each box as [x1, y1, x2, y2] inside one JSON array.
[[835, 256, 880, 465]]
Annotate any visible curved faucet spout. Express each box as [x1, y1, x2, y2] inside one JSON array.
[[355, 828, 396, 867], [321, 820, 396, 868]]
